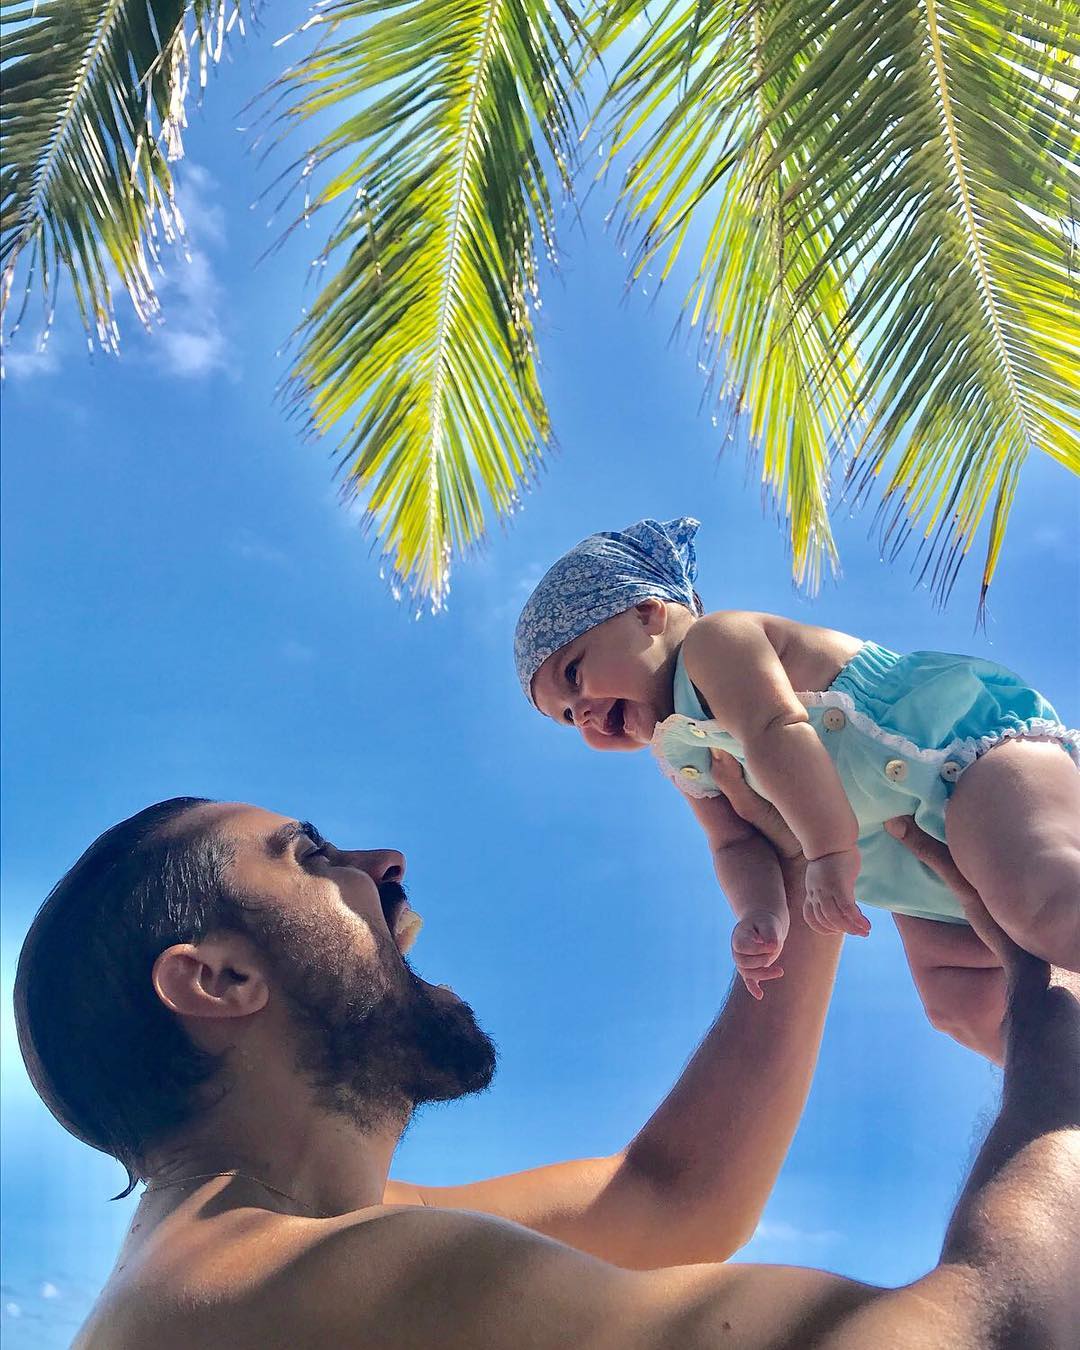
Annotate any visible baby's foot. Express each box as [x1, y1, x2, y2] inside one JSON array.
[[732, 910, 789, 1000]]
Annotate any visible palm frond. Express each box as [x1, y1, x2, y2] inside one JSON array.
[[595, 0, 858, 592], [275, 0, 583, 610], [753, 0, 1080, 606], [1, 0, 249, 350]]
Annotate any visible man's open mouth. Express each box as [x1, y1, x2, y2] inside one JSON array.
[[378, 882, 423, 955]]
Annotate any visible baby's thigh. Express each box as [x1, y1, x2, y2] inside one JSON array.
[[945, 739, 1080, 896], [894, 915, 1005, 1062]]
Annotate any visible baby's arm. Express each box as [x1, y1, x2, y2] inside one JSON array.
[[687, 790, 790, 999], [682, 613, 869, 937]]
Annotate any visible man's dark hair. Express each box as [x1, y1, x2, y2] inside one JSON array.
[[13, 797, 246, 1195]]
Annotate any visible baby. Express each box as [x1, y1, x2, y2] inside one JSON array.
[[515, 518, 1080, 1009]]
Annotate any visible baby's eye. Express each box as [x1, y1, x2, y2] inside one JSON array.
[[565, 660, 579, 688], [563, 707, 574, 725]]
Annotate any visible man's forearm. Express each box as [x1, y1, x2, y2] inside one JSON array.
[[940, 966, 1080, 1344], [621, 868, 842, 1261]]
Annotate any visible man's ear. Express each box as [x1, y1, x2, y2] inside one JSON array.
[[152, 935, 269, 1021], [635, 598, 668, 634]]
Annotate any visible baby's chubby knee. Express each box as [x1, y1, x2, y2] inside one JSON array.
[[994, 840, 1080, 972]]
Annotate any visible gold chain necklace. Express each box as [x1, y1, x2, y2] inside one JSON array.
[[142, 1170, 323, 1217]]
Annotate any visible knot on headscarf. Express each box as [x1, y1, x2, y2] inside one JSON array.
[[514, 517, 701, 706]]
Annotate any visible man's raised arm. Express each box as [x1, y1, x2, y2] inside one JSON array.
[[388, 852, 842, 1268]]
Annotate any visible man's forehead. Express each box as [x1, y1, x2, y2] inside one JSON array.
[[168, 802, 299, 851]]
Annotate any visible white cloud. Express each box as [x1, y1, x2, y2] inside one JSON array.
[[4, 1302, 21, 1318], [753, 1219, 841, 1246], [41, 1283, 60, 1300], [146, 164, 234, 380], [1031, 525, 1066, 551], [4, 331, 62, 379], [233, 529, 289, 567], [176, 164, 228, 247], [487, 568, 544, 623]]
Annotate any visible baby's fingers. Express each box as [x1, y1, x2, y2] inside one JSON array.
[[740, 965, 784, 1000], [802, 898, 834, 935], [736, 950, 780, 970], [835, 895, 871, 938], [814, 890, 869, 937]]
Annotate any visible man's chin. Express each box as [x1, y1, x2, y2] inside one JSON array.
[[403, 971, 497, 1103]]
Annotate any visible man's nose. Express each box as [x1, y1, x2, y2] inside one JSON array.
[[342, 849, 406, 883]]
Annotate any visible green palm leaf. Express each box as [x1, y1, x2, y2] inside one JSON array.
[[749, 0, 1080, 605], [276, 0, 583, 609], [1, 0, 247, 349], [597, 0, 1079, 604], [595, 0, 860, 592]]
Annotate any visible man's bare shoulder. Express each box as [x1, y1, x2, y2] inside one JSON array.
[[74, 1200, 980, 1350], [73, 1202, 636, 1350]]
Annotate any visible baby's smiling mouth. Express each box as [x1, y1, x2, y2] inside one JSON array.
[[603, 700, 626, 736]]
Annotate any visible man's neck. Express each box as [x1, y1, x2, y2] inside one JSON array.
[[143, 1069, 406, 1218]]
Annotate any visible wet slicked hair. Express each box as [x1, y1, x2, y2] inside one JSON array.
[[13, 797, 249, 1194]]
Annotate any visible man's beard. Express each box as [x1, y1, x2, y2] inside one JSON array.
[[240, 887, 497, 1131]]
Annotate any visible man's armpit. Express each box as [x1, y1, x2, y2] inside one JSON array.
[[815, 1264, 985, 1350]]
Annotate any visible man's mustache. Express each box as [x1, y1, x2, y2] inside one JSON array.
[[377, 880, 409, 915]]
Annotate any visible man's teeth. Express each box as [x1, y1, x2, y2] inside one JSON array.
[[393, 907, 423, 955]]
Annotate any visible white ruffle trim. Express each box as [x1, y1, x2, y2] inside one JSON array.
[[650, 715, 723, 798], [651, 698, 1080, 796], [796, 691, 1080, 772]]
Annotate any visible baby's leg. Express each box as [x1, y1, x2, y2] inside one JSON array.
[[893, 914, 1005, 1063], [946, 739, 1080, 972]]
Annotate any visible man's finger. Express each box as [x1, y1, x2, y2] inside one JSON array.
[[884, 816, 1038, 983], [884, 816, 977, 902]]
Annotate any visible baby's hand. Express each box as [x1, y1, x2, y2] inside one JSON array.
[[804, 847, 869, 936], [731, 909, 790, 1000]]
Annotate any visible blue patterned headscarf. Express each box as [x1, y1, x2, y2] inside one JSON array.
[[514, 517, 701, 706]]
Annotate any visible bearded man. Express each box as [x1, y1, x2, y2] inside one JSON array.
[[14, 796, 1080, 1348]]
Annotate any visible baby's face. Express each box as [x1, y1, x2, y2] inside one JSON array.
[[531, 600, 681, 752]]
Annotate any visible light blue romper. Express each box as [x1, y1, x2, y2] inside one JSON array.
[[652, 642, 1080, 924]]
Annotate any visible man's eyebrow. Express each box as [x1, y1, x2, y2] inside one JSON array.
[[266, 820, 325, 857]]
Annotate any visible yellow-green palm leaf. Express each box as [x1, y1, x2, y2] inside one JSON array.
[[738, 0, 1080, 604], [595, 0, 861, 591], [1, 0, 248, 347], [597, 0, 1079, 604], [277, 0, 583, 609]]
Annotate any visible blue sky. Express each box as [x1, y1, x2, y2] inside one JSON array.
[[2, 10, 1078, 1345]]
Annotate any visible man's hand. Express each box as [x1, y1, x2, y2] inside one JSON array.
[[884, 815, 1051, 1004], [731, 909, 788, 1000], [803, 847, 869, 937]]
